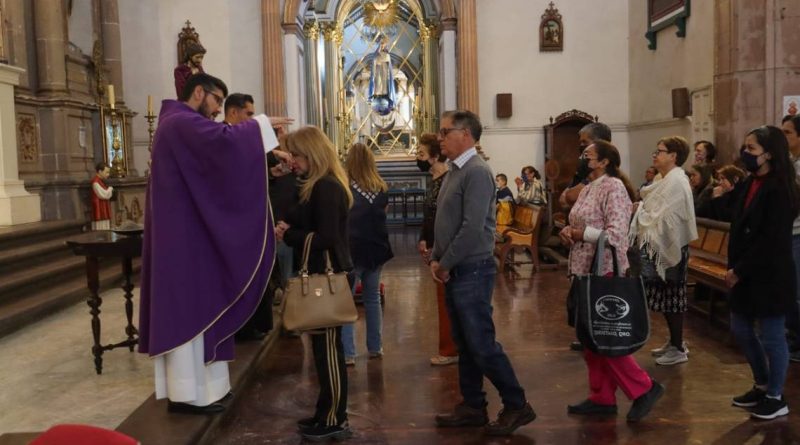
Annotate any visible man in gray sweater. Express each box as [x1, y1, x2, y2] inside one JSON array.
[[430, 110, 536, 436]]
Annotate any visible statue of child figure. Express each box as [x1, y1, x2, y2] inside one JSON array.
[[91, 162, 114, 230]]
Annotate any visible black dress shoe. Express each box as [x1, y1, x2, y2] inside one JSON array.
[[568, 399, 618, 415], [217, 391, 234, 403], [167, 401, 225, 415], [570, 341, 584, 351], [235, 328, 267, 342], [297, 416, 319, 431], [627, 380, 664, 422]]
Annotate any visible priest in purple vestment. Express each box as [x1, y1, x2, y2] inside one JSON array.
[[139, 73, 283, 415]]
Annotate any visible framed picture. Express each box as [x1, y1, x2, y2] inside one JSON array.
[[99, 106, 128, 176], [539, 2, 563, 52], [646, 0, 690, 50]]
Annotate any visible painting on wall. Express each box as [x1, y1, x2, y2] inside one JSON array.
[[539, 2, 563, 52], [783, 96, 800, 117], [646, 0, 690, 50]]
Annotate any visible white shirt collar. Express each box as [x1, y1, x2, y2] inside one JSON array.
[[450, 147, 478, 169]]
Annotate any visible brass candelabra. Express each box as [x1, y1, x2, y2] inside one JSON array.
[[144, 110, 157, 170]]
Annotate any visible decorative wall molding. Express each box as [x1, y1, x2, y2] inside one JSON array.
[[16, 114, 38, 163]]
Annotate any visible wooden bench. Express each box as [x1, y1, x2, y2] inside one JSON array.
[[687, 217, 730, 322], [494, 204, 543, 273]]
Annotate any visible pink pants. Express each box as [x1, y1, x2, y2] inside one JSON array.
[[584, 349, 652, 404]]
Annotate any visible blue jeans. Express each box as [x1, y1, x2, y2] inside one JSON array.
[[444, 257, 526, 410], [730, 313, 789, 397], [276, 240, 295, 282], [786, 235, 800, 347], [342, 265, 383, 358]]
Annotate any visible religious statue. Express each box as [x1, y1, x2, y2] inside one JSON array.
[[368, 36, 396, 116], [91, 162, 114, 230], [173, 42, 206, 98]]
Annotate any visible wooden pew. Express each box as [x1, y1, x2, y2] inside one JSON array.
[[494, 204, 543, 273], [687, 217, 730, 321]]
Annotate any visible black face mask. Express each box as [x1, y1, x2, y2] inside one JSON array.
[[575, 157, 592, 182], [417, 159, 432, 172], [740, 151, 763, 173]]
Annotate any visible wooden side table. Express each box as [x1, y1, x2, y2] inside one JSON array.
[[66, 231, 142, 374]]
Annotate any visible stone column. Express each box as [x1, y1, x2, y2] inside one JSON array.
[[440, 21, 457, 112], [321, 22, 342, 148], [420, 22, 439, 133], [100, 0, 124, 102], [304, 20, 322, 127], [455, 0, 478, 114], [3, 0, 29, 91], [0, 64, 41, 225], [283, 23, 304, 129], [714, 0, 800, 162], [0, 2, 8, 64], [33, 0, 67, 96], [262, 0, 287, 117]]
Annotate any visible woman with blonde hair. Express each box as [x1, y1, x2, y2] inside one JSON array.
[[275, 126, 354, 441], [342, 143, 393, 365]]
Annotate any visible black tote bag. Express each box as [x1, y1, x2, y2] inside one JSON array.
[[567, 233, 650, 357]]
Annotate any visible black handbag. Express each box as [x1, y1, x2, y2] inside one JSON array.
[[567, 232, 650, 357]]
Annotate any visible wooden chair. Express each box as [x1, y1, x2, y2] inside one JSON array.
[[494, 204, 543, 273]]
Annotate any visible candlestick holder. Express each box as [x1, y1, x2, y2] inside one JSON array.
[[144, 110, 156, 169]]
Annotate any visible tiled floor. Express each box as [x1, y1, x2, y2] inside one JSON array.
[[0, 287, 153, 434], [215, 230, 800, 444]]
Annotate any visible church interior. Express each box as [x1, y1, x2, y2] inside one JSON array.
[[0, 0, 799, 444]]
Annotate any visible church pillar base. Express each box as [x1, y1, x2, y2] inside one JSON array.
[[0, 63, 42, 226], [0, 180, 41, 226]]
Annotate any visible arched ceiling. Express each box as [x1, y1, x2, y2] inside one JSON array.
[[283, 0, 446, 26]]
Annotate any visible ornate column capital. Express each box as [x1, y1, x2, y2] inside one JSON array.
[[304, 20, 320, 41], [321, 22, 343, 45]]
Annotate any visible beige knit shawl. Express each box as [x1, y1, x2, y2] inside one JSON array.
[[629, 167, 698, 279]]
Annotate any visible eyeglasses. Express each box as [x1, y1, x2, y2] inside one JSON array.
[[652, 149, 670, 156], [438, 127, 465, 137], [204, 89, 224, 106]]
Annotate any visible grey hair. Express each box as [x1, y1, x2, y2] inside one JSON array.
[[442, 110, 483, 141], [579, 122, 612, 142]]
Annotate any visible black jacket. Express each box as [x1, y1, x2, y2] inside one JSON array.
[[728, 175, 796, 317], [284, 175, 353, 274], [348, 184, 393, 269]]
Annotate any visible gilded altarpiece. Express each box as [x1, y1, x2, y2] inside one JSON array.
[[309, 0, 439, 158]]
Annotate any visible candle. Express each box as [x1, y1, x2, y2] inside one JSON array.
[[107, 84, 115, 109], [147, 95, 153, 115]]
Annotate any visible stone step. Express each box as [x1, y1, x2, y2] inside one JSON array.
[[0, 260, 140, 339], [0, 237, 73, 274], [0, 256, 87, 305], [0, 220, 85, 251]]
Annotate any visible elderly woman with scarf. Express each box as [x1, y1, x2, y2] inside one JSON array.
[[630, 136, 698, 367]]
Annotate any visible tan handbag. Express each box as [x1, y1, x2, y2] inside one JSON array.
[[282, 233, 357, 331]]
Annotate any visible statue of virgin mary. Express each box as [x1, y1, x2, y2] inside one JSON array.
[[368, 36, 396, 116]]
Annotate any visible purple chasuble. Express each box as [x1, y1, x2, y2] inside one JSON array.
[[138, 100, 276, 364]]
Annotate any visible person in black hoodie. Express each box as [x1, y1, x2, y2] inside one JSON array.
[[342, 143, 393, 365], [727, 125, 800, 420], [275, 126, 354, 441]]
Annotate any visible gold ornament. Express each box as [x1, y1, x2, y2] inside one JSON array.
[[364, 0, 398, 30]]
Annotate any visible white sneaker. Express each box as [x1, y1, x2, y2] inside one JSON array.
[[651, 340, 689, 357], [655, 346, 689, 365], [650, 339, 671, 356]]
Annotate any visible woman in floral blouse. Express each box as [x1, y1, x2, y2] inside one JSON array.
[[560, 140, 664, 422]]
